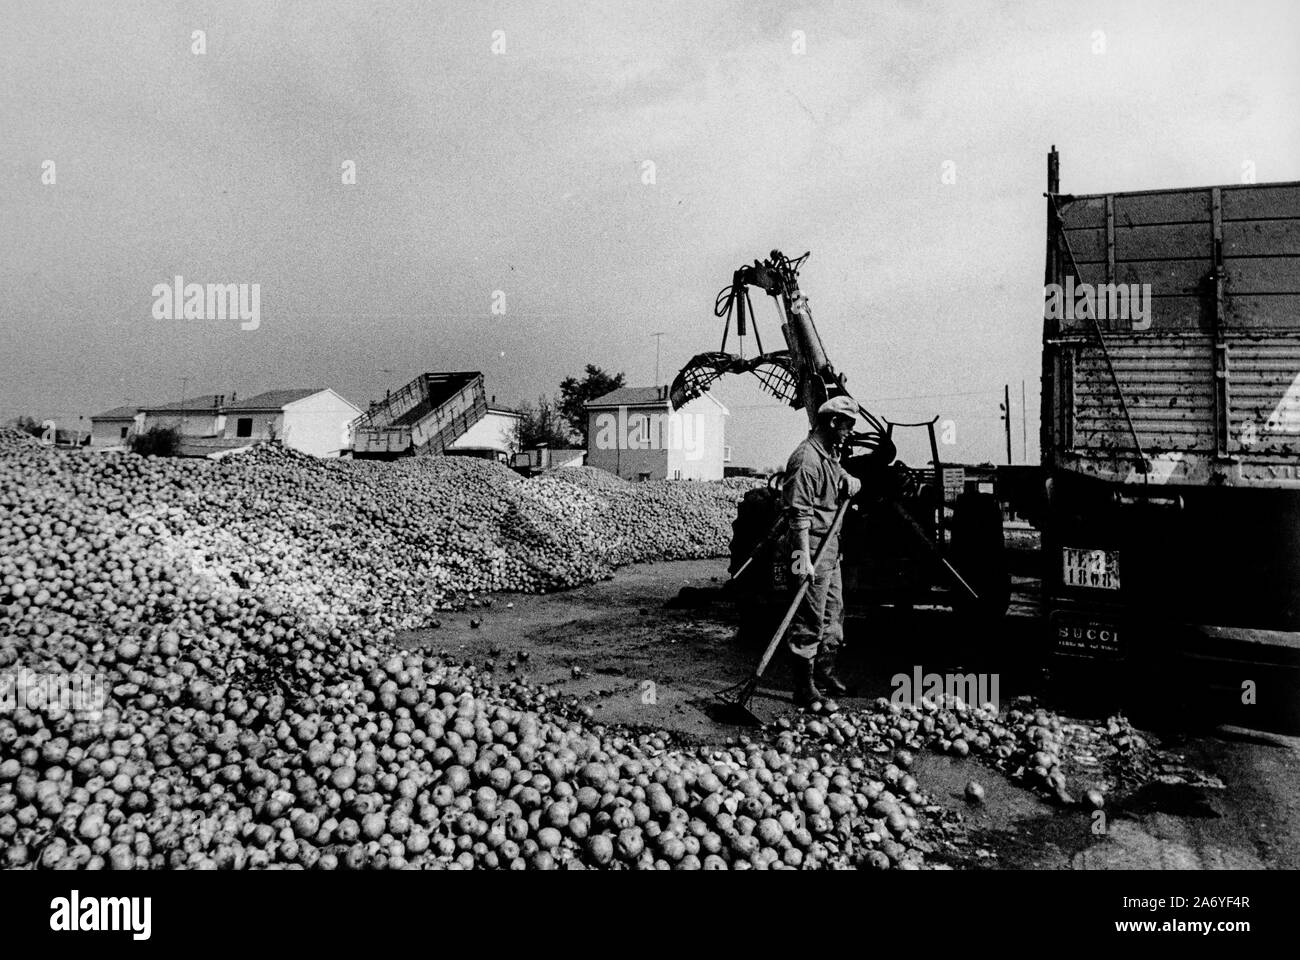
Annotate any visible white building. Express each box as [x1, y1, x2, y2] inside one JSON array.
[[585, 386, 729, 481], [219, 388, 362, 457], [135, 388, 361, 458], [88, 405, 145, 449], [138, 395, 228, 439], [446, 405, 522, 461]]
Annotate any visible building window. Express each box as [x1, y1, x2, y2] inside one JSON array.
[[236, 417, 253, 438], [673, 469, 681, 480], [627, 414, 653, 447], [723, 445, 732, 463], [119, 426, 128, 439]]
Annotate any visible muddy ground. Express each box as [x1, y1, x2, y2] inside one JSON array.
[[399, 558, 1300, 870]]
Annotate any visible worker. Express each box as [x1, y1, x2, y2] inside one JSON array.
[[782, 395, 862, 707]]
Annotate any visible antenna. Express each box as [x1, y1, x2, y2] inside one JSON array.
[[652, 332, 666, 385], [177, 376, 190, 434]]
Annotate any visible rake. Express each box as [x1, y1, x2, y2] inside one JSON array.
[[714, 497, 851, 726]]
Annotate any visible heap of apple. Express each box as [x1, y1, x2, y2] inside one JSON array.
[[0, 437, 1145, 870]]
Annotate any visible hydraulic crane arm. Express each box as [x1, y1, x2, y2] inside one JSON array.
[[672, 248, 998, 615], [670, 249, 890, 451]]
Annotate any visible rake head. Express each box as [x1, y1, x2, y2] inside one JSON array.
[[711, 676, 764, 726]]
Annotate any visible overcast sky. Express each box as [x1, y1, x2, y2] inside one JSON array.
[[2, 0, 1297, 468]]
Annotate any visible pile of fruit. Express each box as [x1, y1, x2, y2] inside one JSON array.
[[0, 625, 941, 871], [2, 441, 757, 642], [0, 437, 1144, 870], [0, 427, 41, 448], [770, 696, 1142, 813]]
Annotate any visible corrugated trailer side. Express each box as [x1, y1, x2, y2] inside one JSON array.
[[410, 375, 487, 455], [1046, 179, 1300, 486]]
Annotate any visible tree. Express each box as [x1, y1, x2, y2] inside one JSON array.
[[559, 365, 625, 447], [5, 416, 43, 438], [513, 395, 574, 449], [130, 426, 181, 457]]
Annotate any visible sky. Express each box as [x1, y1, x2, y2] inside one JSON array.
[[2, 0, 1297, 468]]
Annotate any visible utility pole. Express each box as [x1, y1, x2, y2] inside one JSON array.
[[1000, 383, 1012, 464], [651, 332, 665, 385], [1021, 379, 1028, 462]]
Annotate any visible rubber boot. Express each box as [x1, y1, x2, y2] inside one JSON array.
[[792, 657, 823, 708], [814, 646, 849, 697]]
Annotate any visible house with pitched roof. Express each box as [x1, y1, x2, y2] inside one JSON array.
[[137, 394, 230, 440], [218, 388, 361, 457], [132, 388, 360, 457], [88, 405, 145, 448], [585, 385, 729, 481], [445, 401, 524, 461]]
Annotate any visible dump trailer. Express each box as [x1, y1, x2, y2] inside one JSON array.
[[352, 371, 488, 459], [1040, 148, 1300, 708]]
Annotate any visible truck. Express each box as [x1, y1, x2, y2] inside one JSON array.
[[351, 371, 488, 459], [1040, 148, 1300, 721]]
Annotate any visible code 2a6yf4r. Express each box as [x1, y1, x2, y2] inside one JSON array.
[[1192, 897, 1250, 908], [1123, 896, 1250, 910]]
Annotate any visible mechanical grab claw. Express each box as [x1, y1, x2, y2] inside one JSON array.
[[668, 249, 890, 456]]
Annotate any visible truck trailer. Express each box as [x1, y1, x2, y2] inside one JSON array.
[[351, 371, 488, 459], [1040, 148, 1300, 722]]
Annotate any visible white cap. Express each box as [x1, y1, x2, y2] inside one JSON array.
[[816, 396, 858, 422]]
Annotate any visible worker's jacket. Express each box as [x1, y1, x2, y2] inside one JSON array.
[[782, 433, 847, 542]]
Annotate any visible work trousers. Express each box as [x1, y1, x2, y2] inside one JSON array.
[[786, 533, 844, 662]]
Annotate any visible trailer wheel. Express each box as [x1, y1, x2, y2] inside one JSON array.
[[950, 491, 1010, 619]]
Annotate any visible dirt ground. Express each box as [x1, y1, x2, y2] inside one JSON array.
[[399, 557, 1300, 870]]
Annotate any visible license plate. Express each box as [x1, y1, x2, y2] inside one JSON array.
[[1062, 546, 1121, 590], [1051, 612, 1124, 656]]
